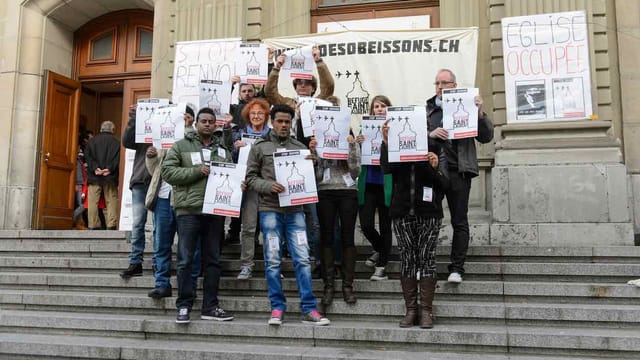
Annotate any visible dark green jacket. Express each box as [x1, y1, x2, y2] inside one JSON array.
[[357, 165, 393, 207], [161, 130, 232, 215]]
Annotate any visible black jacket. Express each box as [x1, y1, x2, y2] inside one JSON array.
[[122, 111, 152, 189], [426, 95, 493, 178], [380, 140, 449, 219], [85, 132, 120, 184]]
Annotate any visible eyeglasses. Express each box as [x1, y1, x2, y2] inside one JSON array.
[[249, 111, 266, 117], [198, 118, 216, 124], [434, 81, 455, 86]]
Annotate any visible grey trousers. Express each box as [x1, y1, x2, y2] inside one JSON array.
[[240, 189, 260, 268]]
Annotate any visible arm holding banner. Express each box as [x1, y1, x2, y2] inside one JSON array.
[[347, 137, 361, 180], [314, 48, 334, 100], [265, 55, 295, 108], [122, 107, 137, 149], [160, 146, 205, 186], [475, 96, 494, 144]]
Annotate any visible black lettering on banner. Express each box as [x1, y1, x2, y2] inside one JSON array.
[[401, 40, 411, 52], [358, 42, 366, 54], [318, 44, 327, 57], [347, 42, 356, 55], [281, 38, 465, 58]]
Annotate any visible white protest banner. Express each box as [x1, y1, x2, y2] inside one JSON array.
[[172, 38, 241, 108], [151, 103, 187, 149], [264, 29, 478, 127], [274, 150, 318, 206], [199, 80, 232, 123], [442, 88, 479, 139], [280, 45, 314, 80], [237, 134, 262, 166], [118, 149, 136, 231], [361, 115, 386, 165], [501, 11, 593, 123], [314, 106, 352, 160], [235, 43, 269, 84], [298, 97, 333, 137], [202, 162, 246, 217], [386, 106, 428, 162], [135, 98, 169, 143]]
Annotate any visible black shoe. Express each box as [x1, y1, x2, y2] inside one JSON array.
[[225, 233, 240, 245], [106, 226, 117, 230], [201, 306, 234, 321], [176, 308, 190, 324], [120, 263, 142, 279], [148, 287, 172, 299]]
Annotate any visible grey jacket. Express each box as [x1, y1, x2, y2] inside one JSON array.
[[314, 142, 361, 192], [426, 95, 494, 178], [245, 130, 308, 214]]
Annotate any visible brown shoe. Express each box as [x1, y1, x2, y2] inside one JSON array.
[[419, 277, 437, 329], [399, 278, 418, 327]]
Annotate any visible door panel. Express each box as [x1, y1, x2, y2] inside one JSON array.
[[34, 71, 81, 229]]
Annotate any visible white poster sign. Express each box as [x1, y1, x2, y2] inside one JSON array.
[[235, 43, 269, 84], [442, 88, 479, 139], [199, 80, 232, 123], [386, 106, 428, 162], [274, 150, 318, 206], [501, 11, 593, 123], [135, 98, 169, 143], [280, 45, 315, 80], [314, 106, 352, 160], [151, 103, 187, 149], [202, 162, 246, 217], [361, 115, 386, 165], [237, 134, 262, 166], [317, 15, 430, 32], [118, 149, 136, 231], [172, 38, 241, 108], [264, 29, 478, 127], [298, 97, 333, 137]]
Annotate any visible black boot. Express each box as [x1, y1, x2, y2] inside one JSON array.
[[419, 277, 437, 329], [341, 246, 357, 304], [120, 263, 142, 279], [399, 278, 418, 327], [321, 247, 335, 306]]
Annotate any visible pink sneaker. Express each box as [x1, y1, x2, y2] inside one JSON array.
[[302, 310, 330, 326], [268, 309, 284, 325]]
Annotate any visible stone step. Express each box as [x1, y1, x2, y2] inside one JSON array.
[[2, 289, 640, 326], [0, 312, 639, 358], [0, 332, 614, 360]]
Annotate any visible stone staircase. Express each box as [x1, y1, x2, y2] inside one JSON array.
[[0, 230, 639, 359]]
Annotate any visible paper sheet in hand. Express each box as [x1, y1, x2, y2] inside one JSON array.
[[202, 162, 246, 217], [281, 45, 314, 80], [298, 97, 333, 137], [237, 134, 262, 166], [442, 88, 479, 139], [361, 115, 386, 165], [236, 43, 268, 84], [386, 106, 428, 162], [151, 103, 187, 149], [135, 98, 169, 143], [314, 106, 351, 160], [199, 80, 231, 124], [273, 149, 318, 206]]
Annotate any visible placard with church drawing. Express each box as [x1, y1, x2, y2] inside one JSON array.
[[135, 98, 169, 143], [442, 87, 479, 139], [386, 106, 428, 162], [202, 162, 246, 217], [151, 103, 187, 149], [280, 45, 314, 80], [298, 97, 333, 137], [361, 115, 386, 165], [273, 150, 318, 207], [235, 43, 269, 84], [313, 105, 351, 160], [199, 79, 231, 124]]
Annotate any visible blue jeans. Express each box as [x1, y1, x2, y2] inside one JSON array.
[[176, 214, 224, 312], [260, 211, 317, 314], [129, 184, 149, 265]]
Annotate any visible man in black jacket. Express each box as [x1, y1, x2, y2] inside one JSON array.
[[84, 121, 120, 230], [120, 105, 152, 278], [426, 69, 494, 284]]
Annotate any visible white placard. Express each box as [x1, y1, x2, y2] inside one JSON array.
[[151, 103, 187, 149], [199, 80, 232, 124], [361, 115, 386, 165], [118, 149, 136, 231], [235, 43, 269, 84], [237, 134, 262, 166], [298, 97, 333, 137], [442, 88, 479, 139], [386, 106, 428, 162], [313, 106, 352, 160], [202, 162, 246, 217], [135, 98, 169, 143], [281, 45, 315, 80], [273, 149, 318, 207], [317, 15, 430, 32], [501, 11, 593, 123]]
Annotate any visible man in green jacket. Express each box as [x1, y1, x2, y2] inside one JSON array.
[[161, 107, 234, 324]]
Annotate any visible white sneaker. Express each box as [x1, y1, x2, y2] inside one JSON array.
[[627, 279, 640, 287], [237, 266, 252, 280], [447, 272, 462, 284], [370, 266, 388, 281]]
